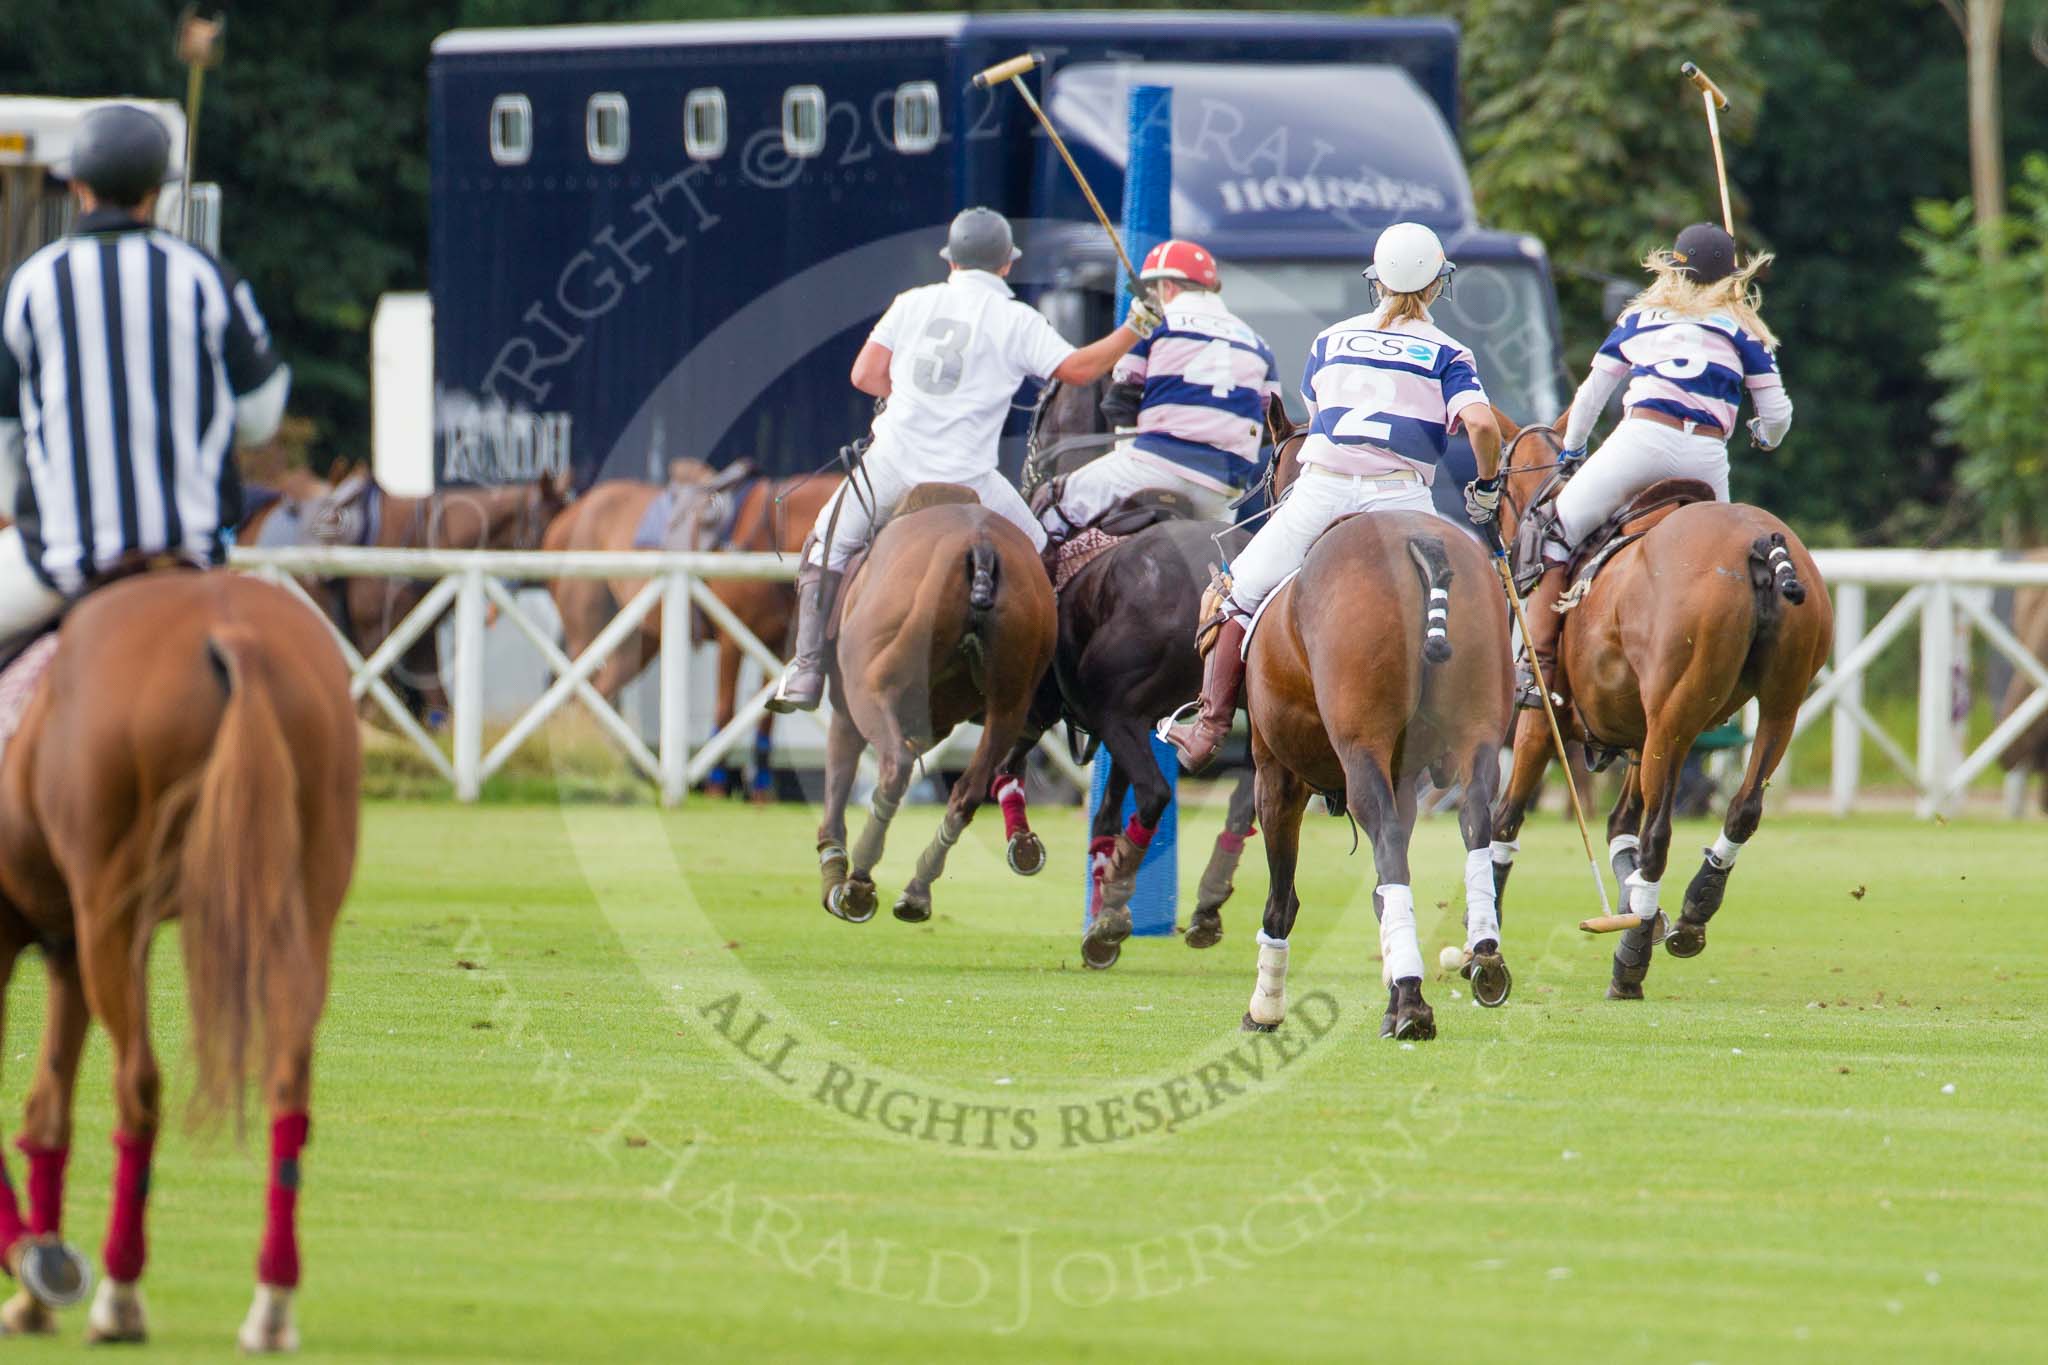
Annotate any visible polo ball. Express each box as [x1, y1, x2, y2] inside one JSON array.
[[1439, 945, 1465, 973]]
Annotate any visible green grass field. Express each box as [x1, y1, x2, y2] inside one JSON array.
[[2, 795, 2043, 1362]]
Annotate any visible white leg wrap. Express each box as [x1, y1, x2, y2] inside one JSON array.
[[1377, 884, 1426, 985], [1462, 847, 1500, 949], [1248, 939, 1289, 1026], [1489, 838, 1520, 867], [1708, 833, 1744, 869], [1625, 871, 1660, 918], [1608, 833, 1640, 860]]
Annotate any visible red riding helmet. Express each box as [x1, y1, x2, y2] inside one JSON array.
[[1138, 239, 1220, 290]]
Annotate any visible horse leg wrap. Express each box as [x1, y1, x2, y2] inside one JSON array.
[[1489, 837, 1519, 901], [1087, 836, 1116, 918], [849, 789, 900, 876], [1462, 847, 1500, 950], [1376, 884, 1426, 985], [1196, 828, 1254, 912], [103, 1132, 154, 1284], [1624, 871, 1660, 920], [17, 1140, 67, 1238], [992, 774, 1028, 840], [257, 1114, 309, 1289], [0, 1162, 24, 1265], [1248, 934, 1289, 1026], [1707, 833, 1743, 870], [1612, 913, 1663, 989], [913, 813, 966, 889], [1609, 833, 1642, 887], [1682, 856, 1733, 926], [1100, 829, 1148, 910]]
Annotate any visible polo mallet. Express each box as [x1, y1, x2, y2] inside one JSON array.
[[1679, 61, 1734, 237], [175, 8, 225, 240], [971, 53, 1142, 291], [1483, 488, 1614, 925]]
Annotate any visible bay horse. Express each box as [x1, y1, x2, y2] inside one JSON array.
[[1491, 414, 1831, 998], [545, 469, 840, 796], [816, 489, 1056, 923], [0, 572, 358, 1349], [1237, 502, 1515, 1042]]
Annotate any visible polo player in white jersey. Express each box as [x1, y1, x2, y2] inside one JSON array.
[[768, 207, 1162, 713], [1038, 238, 1280, 537], [1161, 222, 1505, 771]]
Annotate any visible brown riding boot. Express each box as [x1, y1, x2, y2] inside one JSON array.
[[1162, 617, 1246, 773], [1515, 564, 1568, 710], [767, 564, 842, 714]]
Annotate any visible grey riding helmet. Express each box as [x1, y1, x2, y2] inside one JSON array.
[[66, 104, 176, 206], [939, 207, 1022, 272]]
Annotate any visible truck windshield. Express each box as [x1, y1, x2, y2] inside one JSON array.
[[1220, 257, 1563, 427]]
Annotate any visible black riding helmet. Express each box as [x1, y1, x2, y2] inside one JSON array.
[[66, 104, 174, 207], [1671, 222, 1738, 284]]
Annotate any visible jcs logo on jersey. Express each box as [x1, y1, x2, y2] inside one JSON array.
[[1332, 331, 1442, 368]]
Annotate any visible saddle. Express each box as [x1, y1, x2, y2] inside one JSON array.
[[1515, 477, 1717, 604], [1033, 483, 1200, 592]]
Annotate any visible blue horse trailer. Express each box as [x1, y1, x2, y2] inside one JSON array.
[[426, 13, 1563, 489]]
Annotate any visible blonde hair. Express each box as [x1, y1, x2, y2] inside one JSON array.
[[1373, 277, 1446, 328], [1626, 249, 1779, 349]]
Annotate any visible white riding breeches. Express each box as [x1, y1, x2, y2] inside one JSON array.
[[805, 454, 1046, 571], [1042, 444, 1238, 535], [1551, 418, 1730, 557], [0, 528, 67, 643], [1226, 467, 1440, 619]]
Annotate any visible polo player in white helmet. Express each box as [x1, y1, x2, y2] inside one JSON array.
[[1160, 221, 1505, 771], [768, 207, 1163, 713], [1037, 238, 1281, 539]]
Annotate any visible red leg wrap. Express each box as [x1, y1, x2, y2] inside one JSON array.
[[1216, 826, 1257, 855], [0, 1162, 24, 1264], [256, 1113, 310, 1289], [992, 775, 1028, 840], [1087, 836, 1115, 919], [1123, 815, 1157, 850], [103, 1131, 154, 1283], [17, 1139, 66, 1237]]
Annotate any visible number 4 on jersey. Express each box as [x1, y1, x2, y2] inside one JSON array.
[[1183, 339, 1239, 398]]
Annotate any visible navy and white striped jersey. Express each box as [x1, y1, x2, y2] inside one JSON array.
[[0, 209, 282, 594], [1592, 306, 1781, 434]]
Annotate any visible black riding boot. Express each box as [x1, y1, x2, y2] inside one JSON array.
[[1515, 564, 1567, 710], [767, 564, 841, 714]]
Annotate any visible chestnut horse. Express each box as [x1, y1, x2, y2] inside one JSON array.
[[1237, 503, 1515, 1042], [545, 471, 840, 796], [816, 489, 1057, 923], [0, 573, 358, 1349], [1491, 415, 1831, 999]]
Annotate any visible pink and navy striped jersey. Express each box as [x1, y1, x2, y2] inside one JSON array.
[[1112, 291, 1280, 491], [1298, 310, 1489, 483], [1593, 306, 1782, 434]]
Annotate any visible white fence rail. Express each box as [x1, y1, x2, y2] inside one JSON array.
[[228, 545, 1087, 803], [229, 545, 2048, 816]]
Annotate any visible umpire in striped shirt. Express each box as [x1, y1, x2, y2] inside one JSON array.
[[0, 103, 289, 648]]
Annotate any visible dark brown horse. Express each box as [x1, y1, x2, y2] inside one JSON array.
[[816, 489, 1057, 923], [1237, 503, 1515, 1041], [545, 470, 840, 796], [0, 572, 358, 1349], [1492, 414, 1831, 998]]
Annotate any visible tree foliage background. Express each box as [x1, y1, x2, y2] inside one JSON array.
[[3, 0, 2044, 542]]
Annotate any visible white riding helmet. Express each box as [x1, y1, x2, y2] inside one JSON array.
[[1364, 222, 1455, 294]]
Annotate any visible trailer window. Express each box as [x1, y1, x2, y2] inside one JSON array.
[[684, 88, 727, 161], [489, 95, 531, 166], [586, 93, 629, 164], [892, 82, 940, 154], [781, 86, 825, 159]]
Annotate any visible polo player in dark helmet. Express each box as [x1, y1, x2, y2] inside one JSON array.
[[0, 103, 289, 657]]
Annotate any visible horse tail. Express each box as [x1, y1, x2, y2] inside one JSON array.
[[960, 532, 1000, 692], [1405, 535, 1455, 664], [1749, 532, 1806, 610], [174, 627, 314, 1129]]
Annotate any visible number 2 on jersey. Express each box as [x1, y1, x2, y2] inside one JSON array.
[[1320, 365, 1395, 443]]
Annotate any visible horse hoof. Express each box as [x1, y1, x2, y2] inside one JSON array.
[[19, 1238, 89, 1310], [0, 1288, 56, 1336], [825, 877, 877, 924], [1005, 831, 1046, 877], [893, 889, 932, 923], [704, 782, 730, 801], [1664, 918, 1707, 958], [84, 1278, 146, 1344], [1240, 1011, 1278, 1033], [1463, 952, 1512, 1007], [1081, 937, 1122, 970], [1183, 912, 1224, 950], [237, 1284, 298, 1354], [1606, 979, 1645, 1001], [1388, 980, 1436, 1041]]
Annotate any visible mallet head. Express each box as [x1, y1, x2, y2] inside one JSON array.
[[971, 52, 1042, 90], [1679, 61, 1729, 110]]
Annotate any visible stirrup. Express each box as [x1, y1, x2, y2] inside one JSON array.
[[1155, 702, 1201, 745]]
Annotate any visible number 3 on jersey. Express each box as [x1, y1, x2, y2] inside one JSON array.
[[1317, 365, 1395, 443], [1183, 338, 1239, 398], [914, 318, 970, 394]]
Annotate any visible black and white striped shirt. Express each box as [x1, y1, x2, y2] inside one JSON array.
[[0, 209, 282, 594]]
